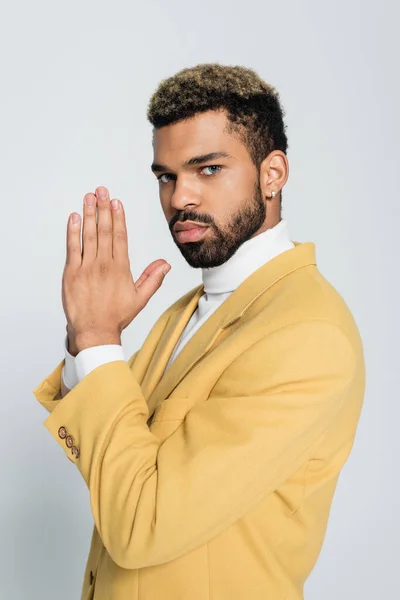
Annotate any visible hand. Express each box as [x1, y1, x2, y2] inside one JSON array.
[[62, 186, 171, 352]]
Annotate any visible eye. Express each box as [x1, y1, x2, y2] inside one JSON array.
[[201, 165, 222, 176], [157, 173, 175, 184]]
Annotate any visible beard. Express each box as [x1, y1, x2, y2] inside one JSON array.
[[169, 179, 267, 269]]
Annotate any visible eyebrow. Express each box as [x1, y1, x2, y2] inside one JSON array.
[[151, 151, 233, 173]]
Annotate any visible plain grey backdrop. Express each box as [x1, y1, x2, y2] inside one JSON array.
[[1, 0, 398, 597]]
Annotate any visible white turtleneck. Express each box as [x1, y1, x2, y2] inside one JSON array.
[[62, 219, 294, 390]]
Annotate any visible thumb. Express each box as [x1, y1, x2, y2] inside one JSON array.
[[135, 262, 171, 307]]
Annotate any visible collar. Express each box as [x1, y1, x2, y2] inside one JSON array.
[[202, 219, 294, 294]]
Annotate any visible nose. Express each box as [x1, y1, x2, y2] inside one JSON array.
[[170, 176, 201, 212]]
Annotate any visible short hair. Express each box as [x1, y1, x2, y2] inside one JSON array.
[[147, 63, 288, 203]]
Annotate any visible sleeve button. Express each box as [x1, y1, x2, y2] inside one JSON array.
[[65, 435, 74, 448], [71, 446, 80, 458], [58, 427, 67, 439]]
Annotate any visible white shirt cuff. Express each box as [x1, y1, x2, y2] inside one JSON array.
[[75, 343, 126, 382]]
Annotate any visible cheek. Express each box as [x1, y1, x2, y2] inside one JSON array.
[[212, 169, 251, 204]]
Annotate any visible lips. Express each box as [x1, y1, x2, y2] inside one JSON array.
[[173, 221, 208, 232], [174, 225, 209, 243]]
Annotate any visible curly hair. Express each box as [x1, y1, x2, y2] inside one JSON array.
[[147, 63, 288, 202]]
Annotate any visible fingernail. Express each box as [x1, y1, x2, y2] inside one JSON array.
[[85, 196, 95, 206], [162, 264, 171, 275], [111, 199, 119, 210], [98, 188, 107, 199], [71, 213, 80, 224]]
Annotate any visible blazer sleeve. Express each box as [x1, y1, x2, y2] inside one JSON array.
[[37, 351, 139, 416], [32, 320, 359, 569]]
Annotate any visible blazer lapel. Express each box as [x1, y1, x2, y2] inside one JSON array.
[[145, 241, 316, 418], [141, 284, 204, 404]]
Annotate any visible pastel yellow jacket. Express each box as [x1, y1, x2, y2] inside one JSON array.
[[33, 241, 366, 600]]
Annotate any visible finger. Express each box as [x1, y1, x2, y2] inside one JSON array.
[[81, 193, 97, 265], [135, 262, 171, 308], [135, 259, 168, 289], [95, 186, 113, 261], [66, 212, 82, 269], [110, 198, 129, 266]]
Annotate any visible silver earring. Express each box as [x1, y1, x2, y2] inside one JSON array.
[[271, 191, 276, 199]]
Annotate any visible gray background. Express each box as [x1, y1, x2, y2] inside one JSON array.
[[1, 0, 398, 597]]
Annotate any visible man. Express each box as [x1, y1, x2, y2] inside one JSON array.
[[33, 64, 366, 600]]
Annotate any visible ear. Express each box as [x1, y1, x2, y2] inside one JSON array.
[[259, 150, 289, 200]]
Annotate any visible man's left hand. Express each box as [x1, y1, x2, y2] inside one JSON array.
[[62, 186, 171, 353]]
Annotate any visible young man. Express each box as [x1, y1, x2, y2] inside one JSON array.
[[33, 64, 366, 600]]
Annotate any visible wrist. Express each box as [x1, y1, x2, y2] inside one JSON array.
[[74, 331, 122, 353]]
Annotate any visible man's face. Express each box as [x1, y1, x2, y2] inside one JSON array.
[[151, 109, 267, 269]]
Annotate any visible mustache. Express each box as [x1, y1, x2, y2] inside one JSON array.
[[170, 212, 214, 231]]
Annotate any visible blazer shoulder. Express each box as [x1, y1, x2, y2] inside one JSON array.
[[302, 266, 363, 349], [255, 264, 364, 355]]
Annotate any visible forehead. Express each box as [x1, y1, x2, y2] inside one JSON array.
[[153, 110, 249, 163]]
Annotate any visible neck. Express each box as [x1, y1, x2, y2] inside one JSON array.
[[250, 213, 281, 239]]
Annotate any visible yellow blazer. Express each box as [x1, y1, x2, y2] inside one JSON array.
[[33, 241, 366, 600]]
